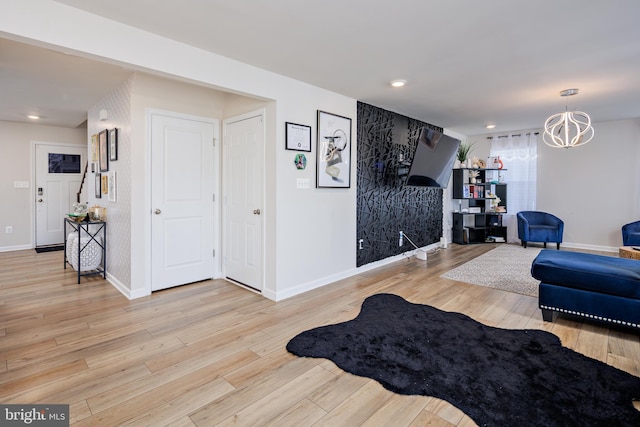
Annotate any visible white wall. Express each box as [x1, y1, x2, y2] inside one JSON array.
[[0, 121, 85, 251], [1, 1, 357, 300], [468, 118, 640, 251], [86, 77, 133, 295]]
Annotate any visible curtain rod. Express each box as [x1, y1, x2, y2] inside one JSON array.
[[487, 132, 539, 140]]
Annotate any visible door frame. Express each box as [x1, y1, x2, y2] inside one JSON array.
[[143, 109, 221, 296], [222, 108, 266, 292], [31, 141, 87, 249]]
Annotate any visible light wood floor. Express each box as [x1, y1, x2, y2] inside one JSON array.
[[1, 244, 638, 426]]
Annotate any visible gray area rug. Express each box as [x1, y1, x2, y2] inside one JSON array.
[[441, 244, 541, 297]]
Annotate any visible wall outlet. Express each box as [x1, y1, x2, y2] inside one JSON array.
[[6, 226, 13, 234], [399, 231, 403, 247]]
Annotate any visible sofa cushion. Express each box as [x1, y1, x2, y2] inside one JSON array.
[[531, 250, 640, 299]]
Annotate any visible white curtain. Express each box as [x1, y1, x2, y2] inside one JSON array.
[[490, 133, 537, 243]]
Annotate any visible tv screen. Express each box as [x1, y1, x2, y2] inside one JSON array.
[[406, 128, 460, 188]]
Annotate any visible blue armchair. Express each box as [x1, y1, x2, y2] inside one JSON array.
[[622, 220, 640, 246], [517, 211, 564, 249]]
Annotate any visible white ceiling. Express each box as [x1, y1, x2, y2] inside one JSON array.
[[4, 0, 640, 135]]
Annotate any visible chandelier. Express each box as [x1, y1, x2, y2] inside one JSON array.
[[543, 88, 594, 148]]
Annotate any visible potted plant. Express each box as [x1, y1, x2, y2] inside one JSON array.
[[457, 141, 476, 168]]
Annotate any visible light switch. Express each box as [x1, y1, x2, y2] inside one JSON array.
[[14, 181, 29, 188], [296, 178, 310, 189]]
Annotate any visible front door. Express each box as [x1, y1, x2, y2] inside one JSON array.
[[224, 113, 264, 291], [35, 143, 86, 247], [150, 113, 217, 291]]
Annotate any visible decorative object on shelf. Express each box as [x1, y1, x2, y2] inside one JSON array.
[[72, 202, 88, 214], [294, 153, 307, 170], [89, 205, 106, 221], [469, 170, 480, 184], [67, 213, 87, 223], [286, 122, 312, 152], [470, 155, 481, 169], [317, 110, 351, 188], [490, 196, 501, 211], [456, 141, 475, 167], [487, 156, 504, 169], [543, 88, 594, 148], [66, 233, 102, 271], [67, 202, 88, 222]]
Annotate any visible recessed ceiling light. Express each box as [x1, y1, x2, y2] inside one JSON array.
[[27, 115, 40, 120], [485, 124, 496, 129], [390, 79, 407, 88]]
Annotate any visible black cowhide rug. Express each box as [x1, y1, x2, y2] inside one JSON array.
[[286, 293, 640, 427]]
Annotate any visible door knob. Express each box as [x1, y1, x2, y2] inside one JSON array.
[[38, 199, 43, 202], [154, 209, 162, 215], [253, 209, 261, 215]]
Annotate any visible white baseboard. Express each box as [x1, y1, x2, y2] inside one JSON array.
[[0, 244, 33, 252], [271, 243, 441, 302]]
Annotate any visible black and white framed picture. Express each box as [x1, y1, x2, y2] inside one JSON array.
[[109, 128, 118, 161], [316, 110, 351, 188], [98, 129, 109, 172], [285, 122, 312, 152]]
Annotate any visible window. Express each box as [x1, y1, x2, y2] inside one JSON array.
[[48, 153, 81, 174], [490, 133, 537, 241]]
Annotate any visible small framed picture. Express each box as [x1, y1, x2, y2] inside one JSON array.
[[91, 134, 99, 162], [95, 173, 102, 198], [107, 171, 117, 203], [101, 174, 109, 195], [285, 122, 312, 152], [109, 128, 118, 161], [98, 129, 109, 172]]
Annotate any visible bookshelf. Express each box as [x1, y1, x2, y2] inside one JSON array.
[[452, 168, 507, 244]]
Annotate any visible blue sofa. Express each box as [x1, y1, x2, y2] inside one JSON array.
[[531, 250, 640, 328]]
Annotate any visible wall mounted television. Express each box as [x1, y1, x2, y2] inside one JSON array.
[[406, 128, 461, 188]]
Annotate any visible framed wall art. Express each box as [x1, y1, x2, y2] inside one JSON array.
[[316, 110, 351, 188], [98, 129, 109, 172], [101, 174, 109, 195], [109, 128, 118, 161], [95, 173, 102, 199], [285, 122, 312, 152], [107, 171, 117, 202], [91, 134, 99, 162]]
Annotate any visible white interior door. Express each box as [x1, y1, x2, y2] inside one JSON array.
[[151, 113, 216, 291], [35, 144, 86, 247], [224, 113, 264, 291]]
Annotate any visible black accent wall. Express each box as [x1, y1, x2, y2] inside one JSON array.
[[357, 102, 444, 267]]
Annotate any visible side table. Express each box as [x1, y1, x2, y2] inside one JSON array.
[[619, 246, 640, 261], [64, 218, 107, 284]]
